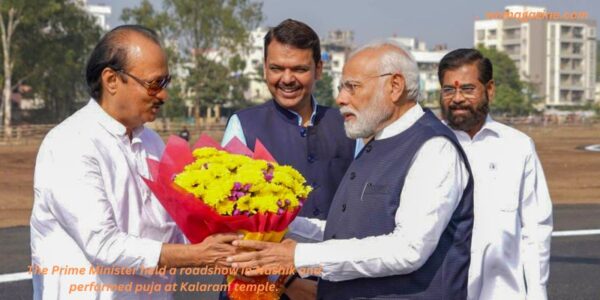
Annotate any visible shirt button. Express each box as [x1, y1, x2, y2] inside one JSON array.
[[365, 145, 373, 153], [349, 172, 356, 180], [307, 154, 316, 163], [300, 128, 308, 137], [313, 208, 320, 216], [331, 234, 337, 239], [342, 204, 347, 212]]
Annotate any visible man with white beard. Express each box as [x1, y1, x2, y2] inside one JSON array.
[[227, 40, 476, 300]]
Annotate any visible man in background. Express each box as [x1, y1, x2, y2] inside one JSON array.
[[221, 18, 359, 299], [438, 48, 553, 300]]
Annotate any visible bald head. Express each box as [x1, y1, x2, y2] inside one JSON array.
[[85, 25, 163, 101]]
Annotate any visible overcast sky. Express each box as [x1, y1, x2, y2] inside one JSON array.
[[89, 0, 599, 49]]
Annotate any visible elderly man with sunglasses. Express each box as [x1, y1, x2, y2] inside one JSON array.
[[30, 25, 239, 300], [227, 40, 475, 299]]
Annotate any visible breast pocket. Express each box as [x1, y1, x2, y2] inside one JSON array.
[[485, 162, 520, 212], [360, 183, 398, 213], [361, 182, 391, 198]]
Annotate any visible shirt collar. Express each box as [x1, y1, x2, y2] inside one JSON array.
[[286, 96, 318, 126], [444, 114, 501, 142], [87, 99, 145, 142], [479, 115, 502, 138], [374, 103, 424, 140]]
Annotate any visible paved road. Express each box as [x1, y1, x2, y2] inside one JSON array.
[[2, 204, 600, 299]]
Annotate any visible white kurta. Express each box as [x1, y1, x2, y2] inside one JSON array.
[[30, 100, 184, 299], [448, 116, 553, 300]]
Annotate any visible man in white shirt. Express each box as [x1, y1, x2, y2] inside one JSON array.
[[30, 25, 238, 300], [226, 40, 475, 299], [437, 48, 553, 299]]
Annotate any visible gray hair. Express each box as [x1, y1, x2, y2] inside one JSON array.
[[348, 39, 420, 101]]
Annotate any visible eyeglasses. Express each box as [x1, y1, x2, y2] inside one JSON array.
[[441, 84, 480, 100], [117, 69, 171, 96], [337, 73, 394, 95]]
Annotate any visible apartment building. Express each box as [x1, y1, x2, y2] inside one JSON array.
[[474, 5, 597, 107], [321, 30, 354, 98], [390, 37, 448, 103], [77, 0, 112, 31]]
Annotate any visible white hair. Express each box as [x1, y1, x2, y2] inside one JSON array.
[[348, 39, 420, 101]]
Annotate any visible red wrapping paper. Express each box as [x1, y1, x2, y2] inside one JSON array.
[[142, 134, 301, 243]]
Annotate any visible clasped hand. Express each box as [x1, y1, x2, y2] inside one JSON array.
[[225, 238, 297, 276]]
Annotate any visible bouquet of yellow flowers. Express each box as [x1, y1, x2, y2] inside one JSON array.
[[143, 134, 311, 299], [174, 147, 310, 217]]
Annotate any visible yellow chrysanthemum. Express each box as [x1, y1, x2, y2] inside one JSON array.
[[173, 147, 311, 216]]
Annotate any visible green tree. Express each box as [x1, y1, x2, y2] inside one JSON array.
[[227, 54, 250, 106], [594, 102, 600, 118], [121, 0, 263, 118], [314, 72, 335, 107], [597, 41, 599, 81], [161, 83, 187, 119], [0, 1, 21, 132], [164, 0, 262, 52], [120, 0, 177, 67], [493, 85, 531, 116], [24, 3, 101, 122], [1, 0, 102, 125], [121, 0, 185, 119], [121, 0, 171, 39], [477, 46, 532, 115], [169, 0, 262, 115]]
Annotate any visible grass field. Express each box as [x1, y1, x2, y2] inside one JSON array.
[[1, 124, 599, 228]]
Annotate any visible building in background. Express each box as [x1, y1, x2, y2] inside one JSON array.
[[475, 5, 597, 108], [241, 27, 271, 103], [390, 37, 427, 52], [321, 30, 354, 98], [202, 29, 453, 108], [390, 37, 449, 105], [240, 28, 355, 102], [77, 0, 112, 31]]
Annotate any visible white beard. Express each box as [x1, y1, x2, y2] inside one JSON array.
[[340, 87, 392, 139]]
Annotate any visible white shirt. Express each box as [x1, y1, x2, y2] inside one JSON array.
[[290, 103, 470, 281], [448, 116, 552, 300], [30, 100, 184, 300]]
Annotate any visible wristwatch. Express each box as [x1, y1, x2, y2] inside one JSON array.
[[284, 272, 300, 289]]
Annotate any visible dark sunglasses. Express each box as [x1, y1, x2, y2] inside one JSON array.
[[117, 69, 171, 96]]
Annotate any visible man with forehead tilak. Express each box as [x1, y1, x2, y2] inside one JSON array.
[[438, 48, 552, 300], [227, 40, 475, 300]]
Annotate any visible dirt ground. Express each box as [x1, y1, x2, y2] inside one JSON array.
[[1, 124, 599, 228]]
